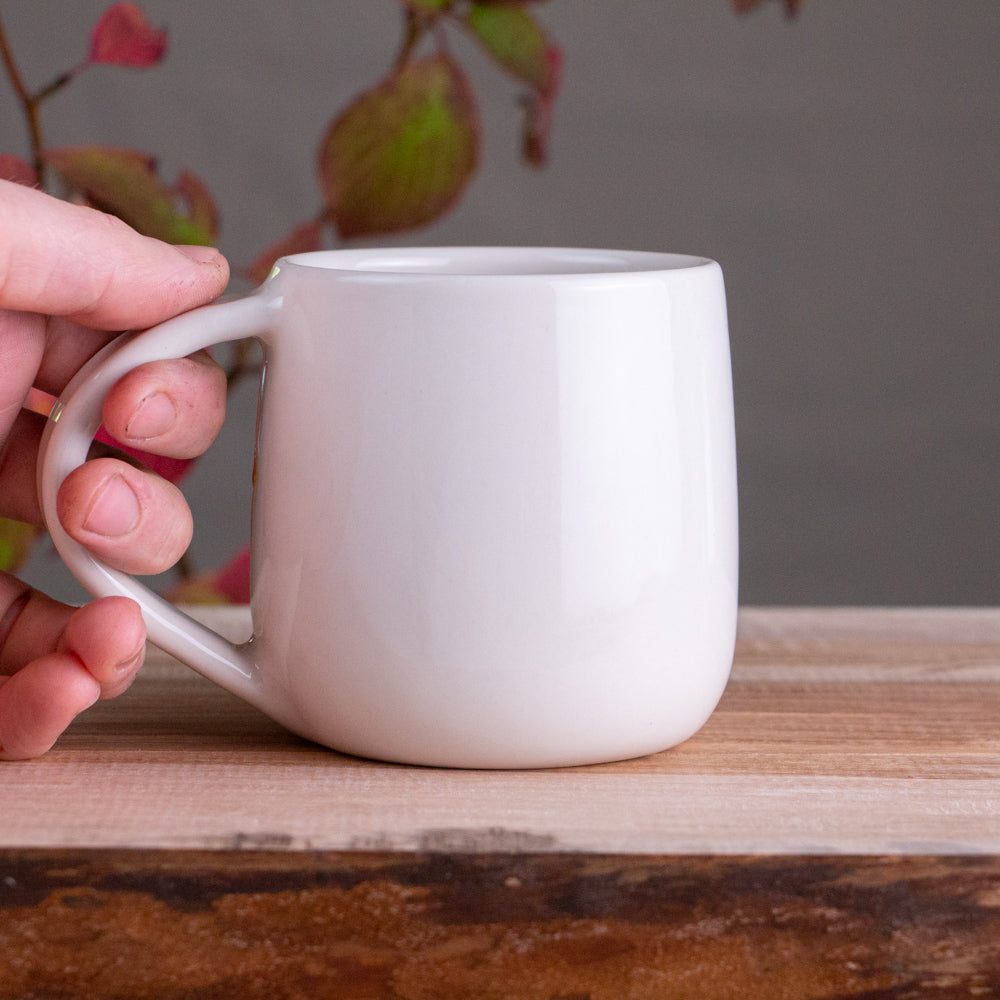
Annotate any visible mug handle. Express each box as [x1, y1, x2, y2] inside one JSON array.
[[37, 292, 275, 710]]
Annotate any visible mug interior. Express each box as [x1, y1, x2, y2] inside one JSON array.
[[281, 247, 711, 277]]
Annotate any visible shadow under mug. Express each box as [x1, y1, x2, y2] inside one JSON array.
[[38, 247, 738, 769]]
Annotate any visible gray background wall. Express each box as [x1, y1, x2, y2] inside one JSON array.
[[3, 1, 999, 605]]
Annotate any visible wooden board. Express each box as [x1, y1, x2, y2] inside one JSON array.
[[1, 851, 999, 999], [3, 608, 1000, 997], [1, 606, 998, 855]]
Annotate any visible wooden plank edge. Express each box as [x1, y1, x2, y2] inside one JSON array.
[[1, 849, 999, 999]]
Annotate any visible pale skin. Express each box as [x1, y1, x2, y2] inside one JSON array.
[[0, 179, 230, 760]]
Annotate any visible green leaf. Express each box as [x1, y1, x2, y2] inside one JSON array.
[[0, 518, 40, 574], [45, 146, 218, 245], [174, 169, 219, 245], [465, 1, 556, 92], [320, 53, 480, 239]]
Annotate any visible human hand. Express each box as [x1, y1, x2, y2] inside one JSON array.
[[0, 179, 230, 759]]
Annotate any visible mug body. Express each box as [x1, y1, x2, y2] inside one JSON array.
[[249, 248, 738, 768]]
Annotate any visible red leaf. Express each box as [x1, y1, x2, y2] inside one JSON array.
[[0, 155, 38, 186], [319, 53, 480, 239], [247, 221, 324, 286], [213, 546, 251, 604], [167, 546, 251, 605], [46, 146, 218, 245], [89, 3, 167, 67], [521, 45, 562, 166], [94, 426, 194, 485]]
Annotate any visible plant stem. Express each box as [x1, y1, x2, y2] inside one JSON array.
[[0, 12, 47, 184], [395, 7, 424, 69], [394, 1, 459, 71], [175, 550, 195, 582], [225, 339, 262, 391], [33, 61, 87, 103]]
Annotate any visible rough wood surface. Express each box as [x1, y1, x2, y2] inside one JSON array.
[[1, 850, 999, 999], [2, 607, 999, 855]]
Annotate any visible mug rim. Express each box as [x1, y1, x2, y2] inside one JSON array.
[[276, 246, 716, 280]]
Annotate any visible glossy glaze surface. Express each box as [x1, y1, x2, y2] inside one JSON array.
[[39, 248, 738, 768]]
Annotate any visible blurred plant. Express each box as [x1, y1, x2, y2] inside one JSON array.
[[1, 2, 563, 264], [735, 0, 802, 13], [0, 0, 798, 601]]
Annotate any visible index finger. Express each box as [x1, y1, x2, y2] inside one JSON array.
[[0, 180, 229, 330]]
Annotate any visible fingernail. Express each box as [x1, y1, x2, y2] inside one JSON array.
[[174, 244, 221, 265], [126, 392, 176, 440], [115, 644, 145, 676], [84, 475, 140, 538], [82, 677, 102, 709]]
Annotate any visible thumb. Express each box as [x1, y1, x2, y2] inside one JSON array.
[[0, 180, 229, 330]]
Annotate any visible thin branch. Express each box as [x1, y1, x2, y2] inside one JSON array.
[[33, 60, 88, 103], [0, 13, 47, 184], [225, 339, 263, 391], [174, 550, 196, 582], [0, 15, 28, 102], [395, 7, 425, 69]]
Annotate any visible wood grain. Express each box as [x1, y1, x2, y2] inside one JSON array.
[[3, 608, 1000, 997], [1, 607, 998, 854], [1, 850, 999, 999]]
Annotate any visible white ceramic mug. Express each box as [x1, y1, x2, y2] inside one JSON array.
[[38, 247, 738, 768]]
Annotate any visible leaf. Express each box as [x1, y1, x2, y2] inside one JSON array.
[[521, 46, 562, 165], [0, 518, 40, 574], [465, 1, 557, 93], [168, 546, 251, 605], [0, 155, 38, 186], [89, 2, 167, 67], [319, 53, 480, 239], [94, 426, 195, 485], [175, 170, 219, 244], [246, 221, 324, 286], [462, 3, 560, 165], [45, 146, 218, 245]]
